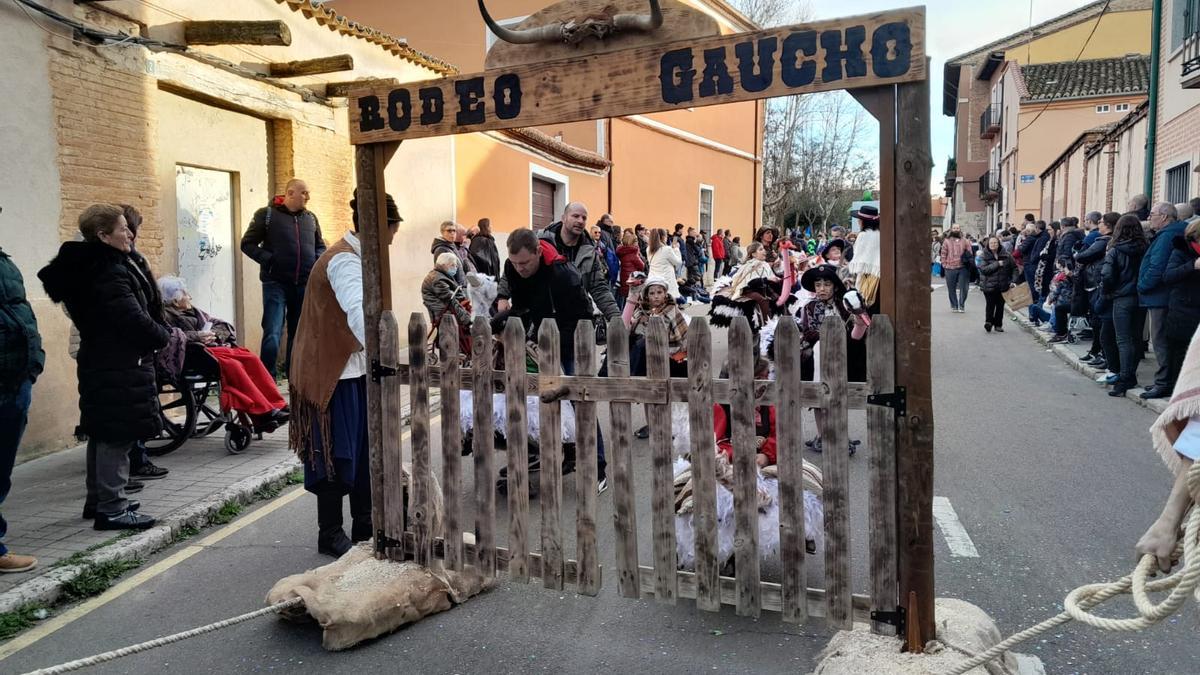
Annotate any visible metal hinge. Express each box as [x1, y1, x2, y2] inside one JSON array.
[[370, 359, 397, 383], [375, 530, 404, 556], [871, 605, 906, 633], [867, 385, 907, 418]]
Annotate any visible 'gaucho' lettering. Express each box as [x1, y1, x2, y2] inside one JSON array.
[[419, 87, 444, 125], [735, 37, 777, 93], [386, 89, 411, 132], [820, 26, 867, 82], [659, 48, 695, 104], [780, 31, 817, 87], [493, 73, 523, 119], [699, 46, 734, 97], [871, 21, 912, 78]]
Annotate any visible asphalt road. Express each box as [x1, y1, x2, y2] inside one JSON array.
[[3, 294, 1195, 674]]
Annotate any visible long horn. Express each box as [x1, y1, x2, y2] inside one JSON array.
[[613, 0, 664, 32], [478, 0, 564, 44]]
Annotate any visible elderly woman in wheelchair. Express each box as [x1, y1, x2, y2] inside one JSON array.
[[158, 276, 288, 437]]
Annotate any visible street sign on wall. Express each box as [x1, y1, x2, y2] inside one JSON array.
[[1020, 174, 1035, 184]]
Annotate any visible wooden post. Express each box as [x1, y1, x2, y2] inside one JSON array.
[[574, 321, 600, 596], [269, 54, 355, 78], [686, 319, 719, 612], [866, 316, 898, 635], [472, 318, 497, 577], [183, 20, 292, 46], [355, 142, 398, 558], [439, 315, 464, 571], [773, 318, 807, 623], [325, 78, 399, 98], [895, 71, 935, 644], [379, 311, 405, 560], [645, 318, 677, 604], [728, 317, 760, 618]]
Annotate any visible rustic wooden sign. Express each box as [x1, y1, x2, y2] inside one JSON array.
[[348, 7, 925, 144]]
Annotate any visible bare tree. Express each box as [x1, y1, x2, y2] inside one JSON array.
[[727, 0, 810, 26]]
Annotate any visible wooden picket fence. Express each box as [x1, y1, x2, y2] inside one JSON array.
[[374, 311, 899, 632]]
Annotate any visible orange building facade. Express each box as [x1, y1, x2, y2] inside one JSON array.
[[334, 0, 764, 241]]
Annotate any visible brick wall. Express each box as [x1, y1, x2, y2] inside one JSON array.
[[47, 46, 162, 268], [1154, 103, 1200, 200], [270, 119, 354, 242]]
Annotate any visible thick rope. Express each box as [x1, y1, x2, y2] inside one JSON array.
[[20, 597, 304, 675], [946, 459, 1200, 674]]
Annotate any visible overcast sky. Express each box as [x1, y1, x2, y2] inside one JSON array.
[[805, 0, 1099, 194]]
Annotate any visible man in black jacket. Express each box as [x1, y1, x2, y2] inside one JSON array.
[[0, 210, 45, 571], [496, 228, 607, 491], [240, 179, 326, 379]]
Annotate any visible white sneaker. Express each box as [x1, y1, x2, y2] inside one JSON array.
[[597, 477, 609, 494]]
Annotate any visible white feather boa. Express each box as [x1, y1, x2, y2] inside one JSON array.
[[459, 391, 577, 443]]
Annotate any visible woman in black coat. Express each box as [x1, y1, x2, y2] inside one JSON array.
[[977, 236, 1014, 333], [1100, 214, 1149, 396], [1161, 223, 1200, 390], [39, 204, 169, 530]]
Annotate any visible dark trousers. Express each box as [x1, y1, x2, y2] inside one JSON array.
[[1167, 335, 1189, 393], [1098, 313, 1119, 374], [1090, 311, 1103, 356], [561, 341, 607, 480], [85, 437, 134, 516], [0, 380, 32, 555], [713, 259, 726, 278], [1053, 306, 1071, 337], [1147, 307, 1173, 389], [1112, 296, 1142, 387], [260, 280, 305, 379], [128, 442, 149, 472], [945, 267, 969, 309], [983, 291, 1005, 326]]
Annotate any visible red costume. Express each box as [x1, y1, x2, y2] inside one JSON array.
[[713, 403, 777, 465]]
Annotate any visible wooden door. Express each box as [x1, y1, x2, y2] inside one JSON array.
[[532, 177, 556, 230]]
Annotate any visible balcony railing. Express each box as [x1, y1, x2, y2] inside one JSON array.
[[1184, 0, 1200, 87], [979, 104, 1002, 139], [979, 170, 1000, 203]]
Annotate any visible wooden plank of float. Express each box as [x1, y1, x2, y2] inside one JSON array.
[[635, 567, 873, 621], [349, 7, 925, 143], [326, 78, 399, 98]]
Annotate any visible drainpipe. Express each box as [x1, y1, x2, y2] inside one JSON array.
[[1144, 0, 1162, 198]]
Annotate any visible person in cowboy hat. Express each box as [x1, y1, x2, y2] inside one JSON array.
[[848, 205, 883, 308], [289, 190, 402, 557], [785, 264, 869, 455]]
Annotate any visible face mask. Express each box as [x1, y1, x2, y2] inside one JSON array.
[[447, 266, 458, 276]]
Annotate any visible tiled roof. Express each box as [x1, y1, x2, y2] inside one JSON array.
[[275, 0, 458, 75], [497, 128, 611, 171], [1020, 55, 1150, 102]]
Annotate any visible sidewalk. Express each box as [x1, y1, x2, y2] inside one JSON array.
[[1, 386, 439, 614], [1003, 306, 1168, 416]]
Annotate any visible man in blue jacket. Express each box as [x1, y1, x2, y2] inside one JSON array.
[[240, 178, 326, 379], [1138, 202, 1188, 399]]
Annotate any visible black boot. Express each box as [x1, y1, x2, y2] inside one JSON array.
[[316, 488, 351, 557]]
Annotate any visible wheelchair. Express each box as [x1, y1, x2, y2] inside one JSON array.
[[143, 344, 278, 456]]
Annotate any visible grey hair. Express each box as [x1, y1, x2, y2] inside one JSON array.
[[435, 252, 460, 271], [1176, 202, 1194, 221], [158, 275, 188, 304], [1154, 202, 1179, 221], [1130, 194, 1149, 209]]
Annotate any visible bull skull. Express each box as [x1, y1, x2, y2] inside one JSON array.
[[479, 0, 664, 45]]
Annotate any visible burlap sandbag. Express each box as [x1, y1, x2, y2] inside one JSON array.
[[267, 544, 491, 650]]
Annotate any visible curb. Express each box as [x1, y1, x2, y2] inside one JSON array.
[[1002, 306, 1168, 416], [0, 458, 302, 615]]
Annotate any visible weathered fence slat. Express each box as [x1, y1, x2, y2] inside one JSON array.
[[401, 533, 599, 588], [439, 314, 464, 572], [686, 318, 719, 612], [646, 318, 678, 604], [820, 321, 852, 630], [472, 317, 497, 577], [407, 313, 433, 567], [774, 318, 808, 622], [574, 321, 600, 596], [538, 321, 565, 590], [867, 315, 898, 635], [605, 317, 640, 598], [633, 567, 873, 620], [503, 318, 530, 582], [728, 317, 761, 617], [379, 311, 405, 561]]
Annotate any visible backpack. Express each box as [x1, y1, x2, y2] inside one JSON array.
[[603, 243, 619, 285]]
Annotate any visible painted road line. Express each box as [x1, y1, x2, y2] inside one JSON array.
[[0, 413, 442, 662], [933, 496, 979, 558]]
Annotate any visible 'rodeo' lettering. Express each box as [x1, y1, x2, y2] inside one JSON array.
[[387, 89, 411, 132], [419, 87, 444, 125], [455, 77, 486, 126], [493, 73, 523, 120], [358, 95, 385, 133]]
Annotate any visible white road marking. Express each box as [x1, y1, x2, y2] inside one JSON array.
[[931, 284, 944, 291], [933, 496, 979, 558]]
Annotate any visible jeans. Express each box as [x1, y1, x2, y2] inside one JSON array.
[[1098, 314, 1119, 374], [128, 442, 149, 473], [1146, 307, 1173, 390], [260, 280, 305, 379], [1023, 267, 1050, 323], [85, 437, 134, 517], [560, 342, 606, 479], [1112, 296, 1141, 388], [713, 259, 726, 278], [0, 380, 32, 555], [945, 267, 969, 309], [983, 291, 1005, 326]]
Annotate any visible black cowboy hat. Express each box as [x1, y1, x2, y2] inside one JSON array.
[[852, 205, 880, 221], [800, 263, 846, 294], [822, 238, 847, 255], [350, 189, 403, 224]]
